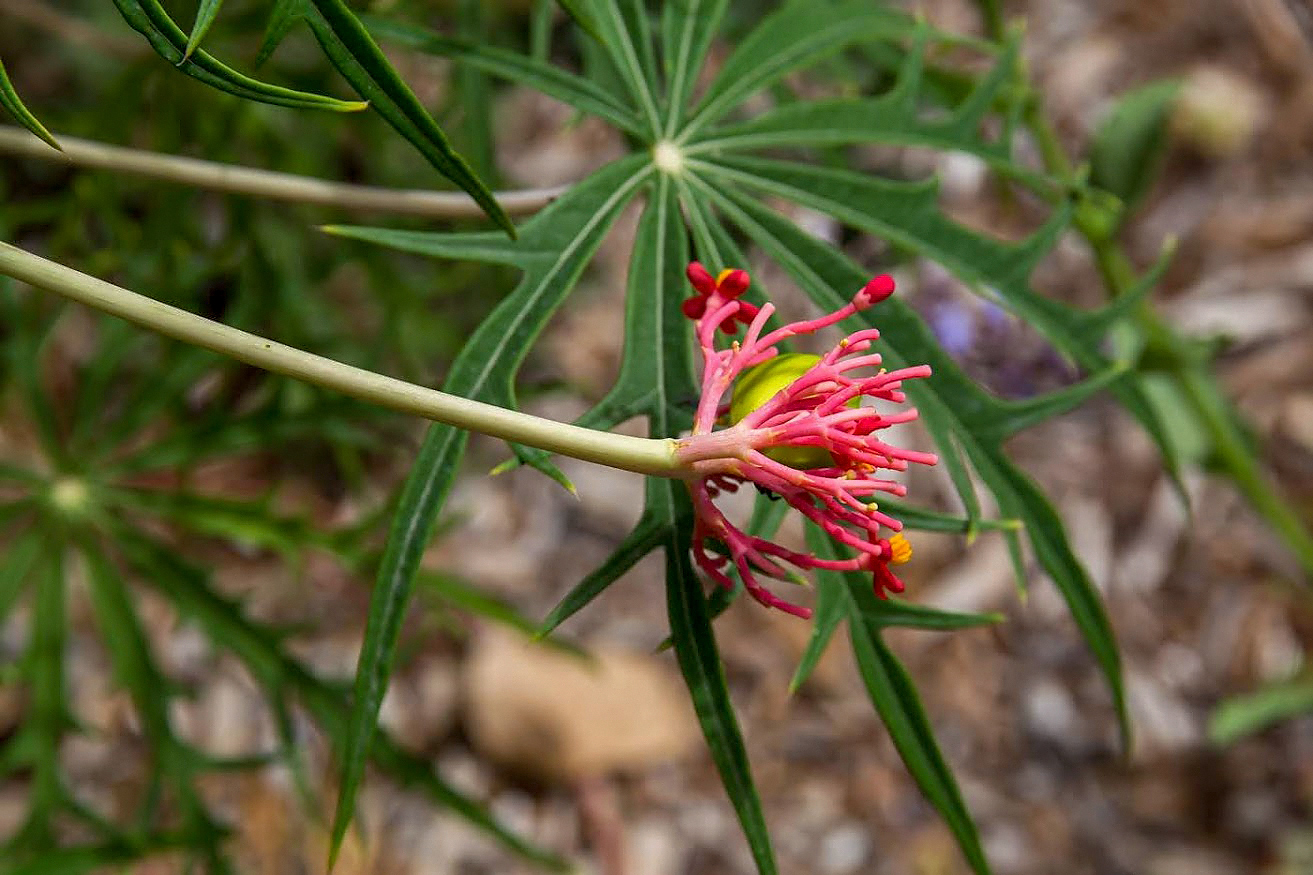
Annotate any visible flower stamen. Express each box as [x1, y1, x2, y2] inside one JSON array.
[[673, 262, 937, 618]]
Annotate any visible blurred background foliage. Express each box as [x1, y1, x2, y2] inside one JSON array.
[[1, 1, 546, 870], [2, 1, 1313, 874]]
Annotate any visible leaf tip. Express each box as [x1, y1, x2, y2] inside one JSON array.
[[326, 833, 344, 874], [964, 520, 980, 546]]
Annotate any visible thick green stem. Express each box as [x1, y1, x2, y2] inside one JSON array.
[[0, 242, 681, 478], [0, 126, 564, 218]]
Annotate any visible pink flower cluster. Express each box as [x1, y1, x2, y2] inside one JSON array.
[[674, 263, 938, 618]]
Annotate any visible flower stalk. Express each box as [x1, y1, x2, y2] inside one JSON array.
[[0, 242, 677, 476]]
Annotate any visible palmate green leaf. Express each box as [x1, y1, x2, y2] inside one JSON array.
[[847, 585, 990, 875], [858, 598, 1003, 632], [0, 57, 59, 151], [665, 511, 777, 875], [454, 0, 495, 182], [687, 30, 1043, 188], [698, 155, 1067, 353], [789, 524, 848, 693], [301, 0, 514, 237], [107, 488, 337, 555], [255, 0, 306, 67], [793, 533, 994, 872], [532, 175, 689, 623], [876, 497, 1016, 536], [323, 156, 649, 866], [1089, 79, 1181, 219], [112, 527, 566, 871], [181, 0, 226, 62], [417, 569, 545, 640], [365, 17, 646, 136], [110, 0, 365, 112], [616, 0, 661, 97], [792, 526, 1003, 690], [536, 517, 665, 637], [697, 181, 1131, 747], [81, 545, 176, 759], [0, 533, 40, 631], [583, 0, 663, 136], [26, 547, 65, 845], [680, 0, 925, 141], [554, 0, 604, 43], [660, 0, 728, 136], [699, 153, 1184, 485]]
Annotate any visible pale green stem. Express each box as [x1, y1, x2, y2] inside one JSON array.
[[0, 126, 565, 219], [0, 242, 681, 478]]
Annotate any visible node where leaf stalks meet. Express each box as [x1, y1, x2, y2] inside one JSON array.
[[652, 141, 685, 176], [48, 476, 91, 516]]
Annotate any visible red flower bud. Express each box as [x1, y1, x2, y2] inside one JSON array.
[[717, 268, 750, 298], [686, 261, 717, 295], [854, 274, 896, 310]]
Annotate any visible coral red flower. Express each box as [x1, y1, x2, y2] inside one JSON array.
[[681, 262, 761, 333], [674, 263, 937, 618]]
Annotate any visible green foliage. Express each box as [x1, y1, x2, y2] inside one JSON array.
[[112, 0, 515, 234], [1210, 675, 1313, 746], [110, 0, 366, 111], [0, 304, 562, 873], [1089, 79, 1181, 225], [1, 1, 1307, 873], [326, 2, 1144, 869], [0, 57, 59, 150], [0, 23, 540, 870]]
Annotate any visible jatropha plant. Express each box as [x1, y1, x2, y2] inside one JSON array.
[[1, 1, 1310, 873], [676, 263, 935, 617]]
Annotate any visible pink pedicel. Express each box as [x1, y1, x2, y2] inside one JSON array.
[[675, 263, 937, 619]]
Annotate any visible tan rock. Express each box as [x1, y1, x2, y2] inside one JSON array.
[[462, 629, 699, 783]]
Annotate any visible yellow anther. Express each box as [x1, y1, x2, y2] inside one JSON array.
[[888, 533, 912, 565], [865, 501, 879, 512], [716, 268, 736, 285]]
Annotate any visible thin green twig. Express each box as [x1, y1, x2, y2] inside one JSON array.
[[0, 125, 565, 218]]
